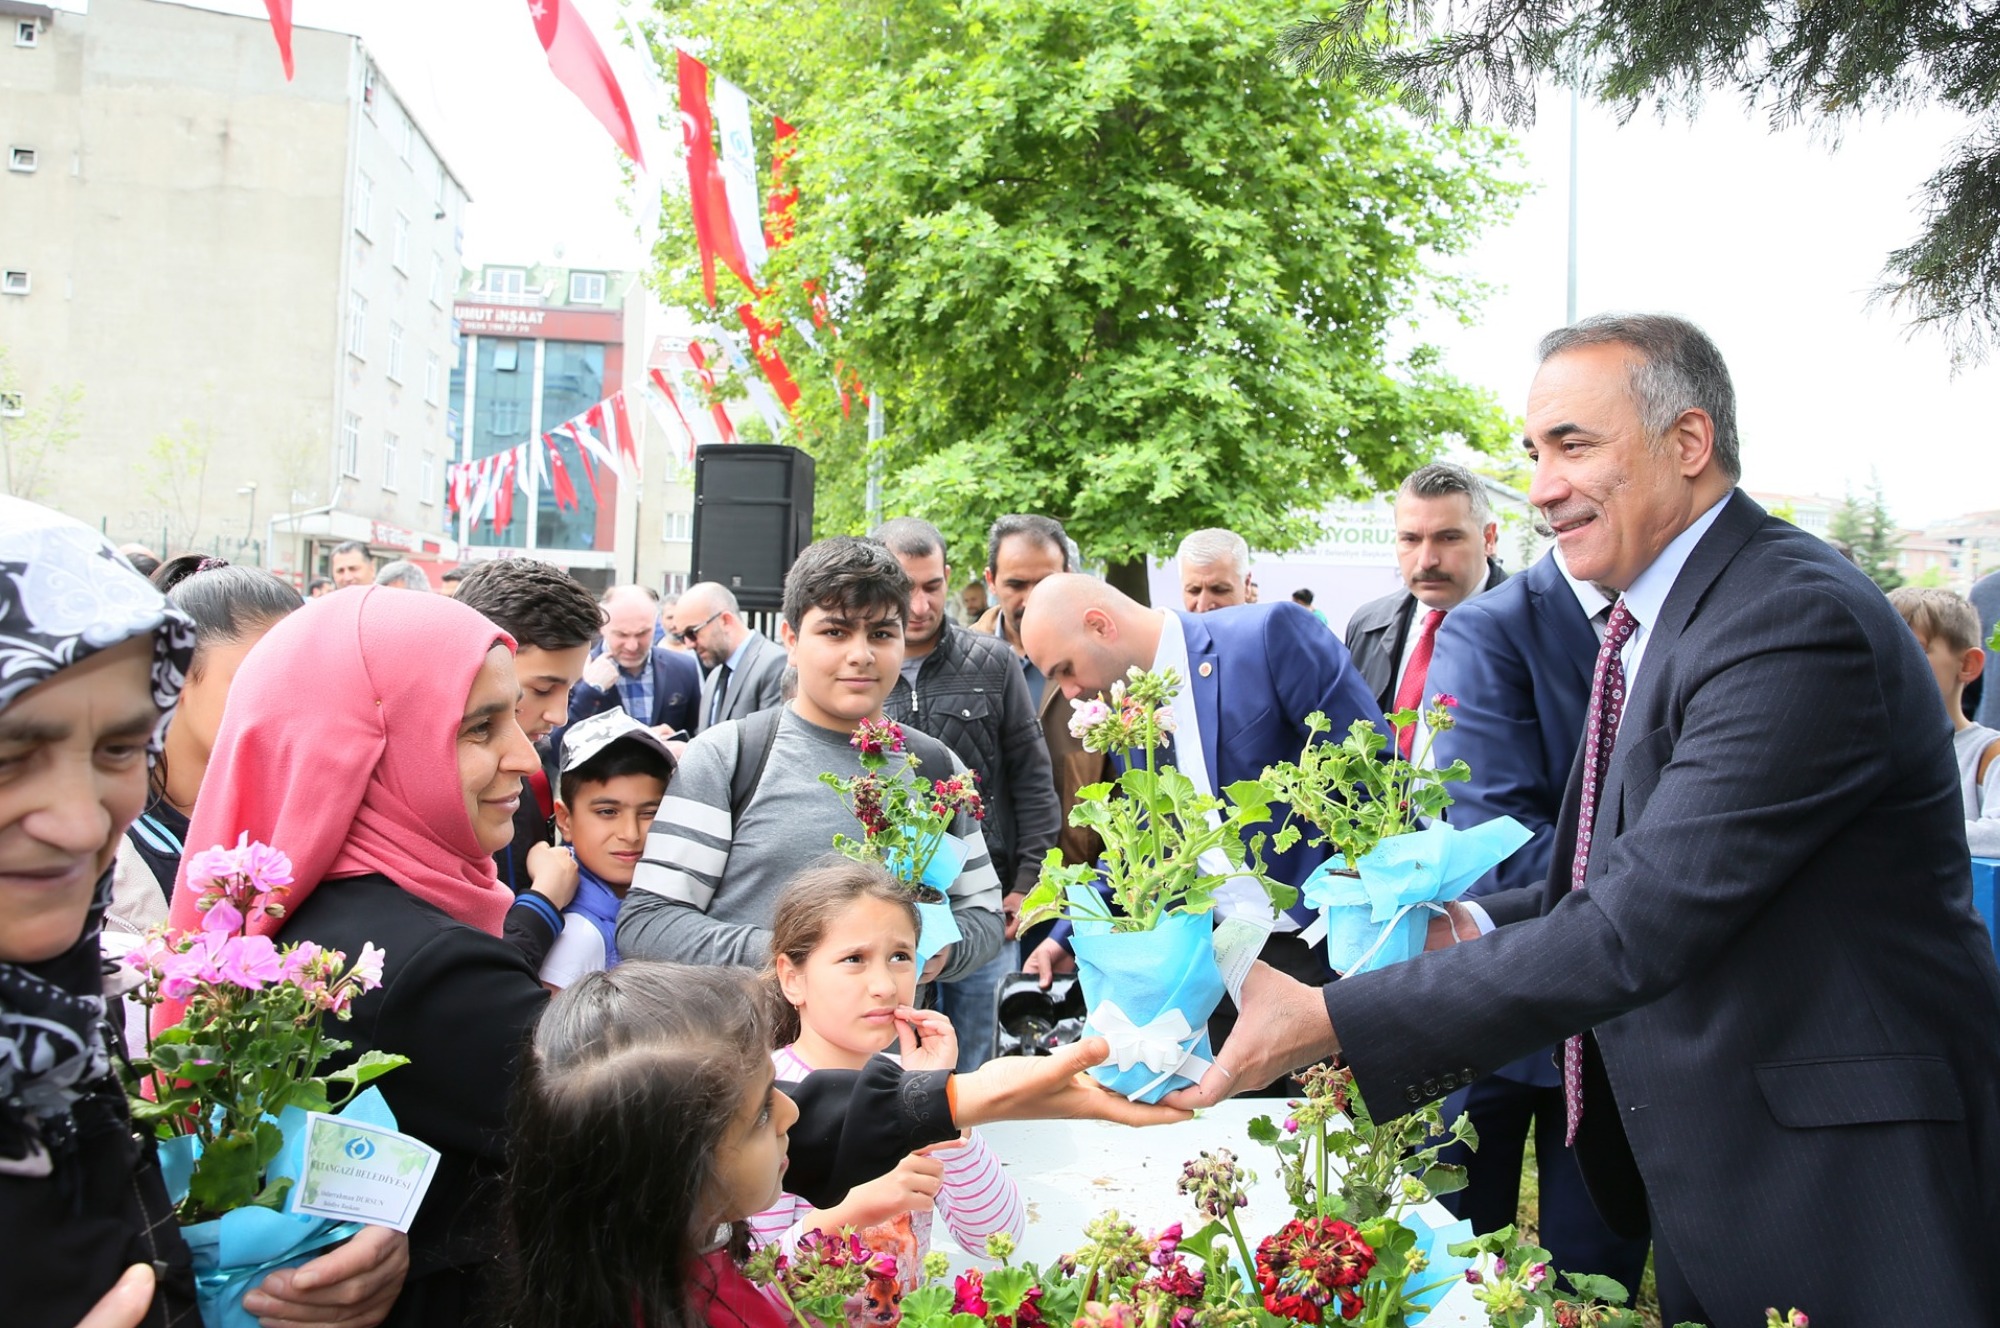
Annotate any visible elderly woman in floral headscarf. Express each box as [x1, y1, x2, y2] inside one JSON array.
[[0, 497, 404, 1328]]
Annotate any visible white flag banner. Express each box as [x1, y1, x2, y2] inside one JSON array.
[[568, 419, 623, 480], [667, 357, 730, 452], [713, 75, 769, 282], [705, 325, 788, 440]]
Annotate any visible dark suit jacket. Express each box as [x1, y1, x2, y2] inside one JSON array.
[[1322, 492, 2000, 1323], [1425, 550, 1598, 1088], [1343, 558, 1508, 713], [697, 630, 788, 729], [567, 644, 702, 735]]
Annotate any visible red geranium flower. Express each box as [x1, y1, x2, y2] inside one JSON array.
[[1253, 1217, 1376, 1323]]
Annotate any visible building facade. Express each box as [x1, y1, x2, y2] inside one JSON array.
[[449, 262, 703, 593], [0, 0, 467, 583]]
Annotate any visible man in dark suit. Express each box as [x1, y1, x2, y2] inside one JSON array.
[[1170, 314, 2000, 1325], [1018, 579, 1388, 995], [1423, 548, 1651, 1299], [1343, 462, 1507, 738], [678, 581, 788, 729], [567, 584, 701, 737]]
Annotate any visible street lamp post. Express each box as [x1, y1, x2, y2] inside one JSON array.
[[237, 482, 260, 564]]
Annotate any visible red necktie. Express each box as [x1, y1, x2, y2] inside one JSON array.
[[1563, 598, 1640, 1145], [1392, 609, 1446, 757]]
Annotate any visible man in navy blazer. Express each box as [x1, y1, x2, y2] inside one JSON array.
[[1423, 548, 1650, 1300], [566, 585, 701, 737], [1170, 315, 2000, 1325], [1018, 579, 1388, 993]]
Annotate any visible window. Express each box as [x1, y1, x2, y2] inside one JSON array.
[[424, 351, 441, 405], [362, 65, 377, 117], [392, 212, 410, 271], [661, 511, 692, 542], [429, 256, 446, 307], [8, 148, 35, 173], [433, 159, 447, 207], [354, 173, 373, 238], [492, 340, 519, 372], [420, 451, 436, 503], [569, 271, 607, 305], [488, 399, 527, 436], [397, 112, 413, 164], [2, 271, 28, 295], [0, 392, 22, 418], [387, 322, 404, 382], [484, 268, 526, 296], [15, 19, 38, 47], [346, 292, 367, 357], [382, 431, 400, 490], [340, 414, 362, 477]]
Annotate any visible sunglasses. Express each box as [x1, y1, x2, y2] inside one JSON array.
[[669, 609, 724, 645]]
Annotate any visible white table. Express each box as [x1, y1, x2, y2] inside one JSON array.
[[948, 1102, 1493, 1325]]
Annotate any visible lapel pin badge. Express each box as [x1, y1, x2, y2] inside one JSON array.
[[1198, 662, 1213, 678]]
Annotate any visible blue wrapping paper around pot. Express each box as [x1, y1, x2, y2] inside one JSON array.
[[1068, 887, 1224, 1103], [1404, 1208, 1475, 1320], [888, 832, 966, 968], [160, 1087, 395, 1328], [1302, 818, 1530, 976]]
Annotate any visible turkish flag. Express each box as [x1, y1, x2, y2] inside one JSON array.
[[544, 435, 579, 511], [765, 115, 799, 250], [263, 0, 294, 79], [737, 304, 801, 413], [528, 0, 645, 168], [677, 51, 754, 304]]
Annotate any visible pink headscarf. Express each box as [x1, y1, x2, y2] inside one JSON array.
[[167, 584, 519, 946]]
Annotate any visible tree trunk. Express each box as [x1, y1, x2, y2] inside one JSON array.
[[1106, 557, 1152, 606]]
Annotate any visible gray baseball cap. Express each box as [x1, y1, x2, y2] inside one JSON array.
[[558, 708, 678, 776]]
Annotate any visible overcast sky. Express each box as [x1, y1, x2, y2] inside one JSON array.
[[177, 0, 1999, 529]]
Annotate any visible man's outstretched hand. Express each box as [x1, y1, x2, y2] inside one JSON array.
[[953, 1036, 1192, 1128], [1161, 961, 1340, 1109]]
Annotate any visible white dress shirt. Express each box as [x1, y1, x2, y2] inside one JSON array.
[[1614, 492, 1733, 724]]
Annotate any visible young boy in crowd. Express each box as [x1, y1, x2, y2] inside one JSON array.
[[1890, 586, 2000, 857], [539, 710, 677, 989], [617, 537, 1003, 982], [451, 558, 605, 895]]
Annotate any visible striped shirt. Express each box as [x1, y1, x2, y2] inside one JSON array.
[[746, 1044, 1024, 1271], [616, 708, 1004, 981]]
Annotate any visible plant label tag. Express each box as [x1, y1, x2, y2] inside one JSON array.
[[292, 1112, 442, 1233], [1212, 913, 1273, 1004]]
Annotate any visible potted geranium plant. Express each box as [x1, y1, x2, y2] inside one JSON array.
[[1015, 667, 1293, 1103], [122, 834, 405, 1328], [1260, 698, 1529, 976], [823, 718, 987, 968]]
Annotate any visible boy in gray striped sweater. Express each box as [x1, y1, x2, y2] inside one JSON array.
[[617, 537, 1003, 980]]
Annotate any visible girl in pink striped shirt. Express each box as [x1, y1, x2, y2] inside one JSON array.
[[749, 862, 1024, 1302]]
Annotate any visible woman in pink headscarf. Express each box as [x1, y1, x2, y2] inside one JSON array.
[[166, 585, 570, 1328]]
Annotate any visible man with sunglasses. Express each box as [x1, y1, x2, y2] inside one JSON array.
[[678, 581, 789, 730], [569, 584, 703, 740]]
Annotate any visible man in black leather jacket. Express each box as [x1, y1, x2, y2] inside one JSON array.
[[874, 518, 1062, 1068]]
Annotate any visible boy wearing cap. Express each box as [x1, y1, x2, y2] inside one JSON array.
[[539, 710, 678, 989]]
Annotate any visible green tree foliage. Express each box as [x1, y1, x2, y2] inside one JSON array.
[[642, 0, 1522, 584], [1828, 473, 1905, 591], [1284, 1, 2000, 361]]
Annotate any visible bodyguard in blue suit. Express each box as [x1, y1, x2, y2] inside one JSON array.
[[1424, 548, 1650, 1300], [1019, 575, 1389, 993], [564, 586, 702, 739]]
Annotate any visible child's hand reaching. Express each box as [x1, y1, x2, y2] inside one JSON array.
[[813, 1151, 946, 1231], [894, 1006, 958, 1072]]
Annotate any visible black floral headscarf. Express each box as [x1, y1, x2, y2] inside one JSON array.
[[0, 496, 194, 1175]]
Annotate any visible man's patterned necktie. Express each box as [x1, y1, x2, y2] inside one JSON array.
[[1563, 597, 1640, 1145]]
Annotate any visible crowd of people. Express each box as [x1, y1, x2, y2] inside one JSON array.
[[5, 312, 1999, 1328]]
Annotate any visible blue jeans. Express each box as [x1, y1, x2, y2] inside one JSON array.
[[937, 940, 1018, 1072]]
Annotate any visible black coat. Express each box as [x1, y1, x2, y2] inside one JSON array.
[[885, 620, 1061, 894], [3, 942, 198, 1328], [1325, 494, 2000, 1324]]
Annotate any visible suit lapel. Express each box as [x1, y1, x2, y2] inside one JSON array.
[[1529, 557, 1597, 694], [1622, 490, 1765, 734], [1177, 611, 1222, 788]]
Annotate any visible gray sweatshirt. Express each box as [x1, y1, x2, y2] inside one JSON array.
[[616, 707, 1003, 980]]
